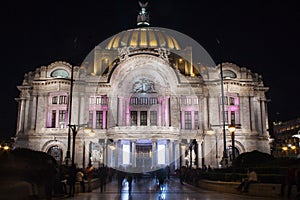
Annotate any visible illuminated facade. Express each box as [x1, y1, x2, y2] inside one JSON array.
[[14, 4, 271, 171], [272, 118, 300, 158]]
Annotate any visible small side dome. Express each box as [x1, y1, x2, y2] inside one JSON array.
[[105, 28, 181, 50]]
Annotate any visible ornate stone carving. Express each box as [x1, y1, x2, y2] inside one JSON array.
[[118, 46, 134, 61], [156, 48, 169, 62], [132, 78, 156, 93]]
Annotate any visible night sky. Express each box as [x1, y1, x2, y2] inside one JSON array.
[[1, 0, 299, 139]]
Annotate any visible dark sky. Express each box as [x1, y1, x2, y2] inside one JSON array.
[[1, 0, 299, 139]]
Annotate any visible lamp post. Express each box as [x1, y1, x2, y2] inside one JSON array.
[[228, 124, 236, 160], [65, 65, 75, 165], [217, 39, 228, 167]]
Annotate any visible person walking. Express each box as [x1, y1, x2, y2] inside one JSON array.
[[127, 172, 133, 195], [98, 165, 107, 193], [85, 164, 94, 192], [117, 170, 125, 193], [156, 168, 166, 191], [76, 168, 85, 193], [280, 164, 297, 198]]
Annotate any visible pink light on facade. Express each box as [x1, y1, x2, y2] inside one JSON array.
[[234, 97, 239, 105], [229, 106, 239, 112]]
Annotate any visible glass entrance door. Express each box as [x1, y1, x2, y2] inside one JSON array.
[[136, 143, 152, 169]]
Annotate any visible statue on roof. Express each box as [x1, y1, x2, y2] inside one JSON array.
[[137, 1, 150, 27], [139, 1, 148, 8]]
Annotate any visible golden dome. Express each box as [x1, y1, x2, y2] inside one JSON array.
[[105, 28, 181, 50]]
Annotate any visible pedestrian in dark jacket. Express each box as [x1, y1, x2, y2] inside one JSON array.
[[68, 163, 77, 197]]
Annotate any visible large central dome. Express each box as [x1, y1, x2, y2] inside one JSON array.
[[105, 27, 181, 50]]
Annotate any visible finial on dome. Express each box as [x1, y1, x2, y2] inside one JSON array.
[[137, 1, 150, 27]]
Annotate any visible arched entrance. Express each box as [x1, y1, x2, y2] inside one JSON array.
[[228, 146, 240, 161], [47, 145, 63, 165]]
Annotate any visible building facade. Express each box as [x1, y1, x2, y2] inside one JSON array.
[[14, 4, 271, 172], [272, 118, 300, 158]]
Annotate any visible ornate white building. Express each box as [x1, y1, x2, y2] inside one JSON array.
[[15, 4, 271, 172]]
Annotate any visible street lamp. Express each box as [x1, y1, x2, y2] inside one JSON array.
[[228, 124, 236, 160], [65, 65, 75, 165], [68, 124, 94, 165], [217, 39, 228, 168]]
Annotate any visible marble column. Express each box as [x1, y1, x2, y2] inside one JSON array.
[[17, 98, 25, 133], [131, 140, 136, 167], [79, 95, 85, 125], [158, 98, 162, 126], [180, 143, 186, 167], [174, 140, 180, 170], [169, 140, 174, 172], [196, 139, 202, 168], [104, 140, 107, 166], [103, 110, 107, 129], [152, 139, 157, 168], [165, 96, 169, 126], [30, 95, 37, 130], [115, 140, 119, 168], [125, 97, 130, 126]]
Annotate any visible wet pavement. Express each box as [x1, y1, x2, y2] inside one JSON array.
[[60, 177, 275, 200]]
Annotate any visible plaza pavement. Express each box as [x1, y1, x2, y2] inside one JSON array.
[[56, 176, 276, 200]]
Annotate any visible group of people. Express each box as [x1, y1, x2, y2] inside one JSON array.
[[67, 163, 95, 197], [235, 166, 300, 198], [279, 163, 300, 198]]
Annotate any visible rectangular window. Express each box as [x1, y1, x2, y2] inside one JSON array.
[[96, 111, 103, 129], [157, 144, 166, 164], [102, 96, 108, 105], [52, 96, 57, 104], [140, 111, 147, 126], [88, 111, 93, 128], [193, 98, 199, 105], [59, 96, 67, 104], [140, 97, 148, 105], [149, 97, 157, 105], [185, 111, 192, 130], [187, 98, 192, 105], [58, 110, 66, 128], [150, 111, 157, 126], [96, 97, 101, 105], [231, 111, 235, 125], [194, 111, 199, 129], [130, 111, 137, 126], [180, 97, 187, 105], [58, 110, 66, 122], [130, 97, 138, 105], [51, 110, 56, 128], [89, 97, 95, 105], [224, 111, 228, 123], [229, 97, 235, 105]]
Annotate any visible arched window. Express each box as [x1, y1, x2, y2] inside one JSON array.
[[223, 70, 237, 79], [50, 69, 69, 78]]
